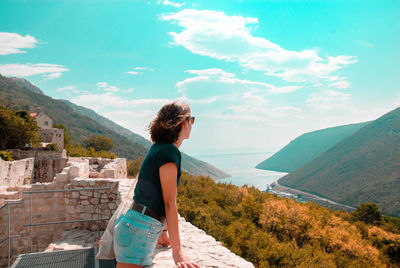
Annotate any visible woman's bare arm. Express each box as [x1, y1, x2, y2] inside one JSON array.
[[159, 162, 199, 268]]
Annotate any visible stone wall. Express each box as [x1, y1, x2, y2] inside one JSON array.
[[0, 178, 126, 267], [99, 158, 127, 179], [64, 178, 121, 231], [69, 157, 127, 179], [32, 158, 68, 183], [0, 182, 66, 268], [7, 149, 67, 160], [38, 128, 64, 151], [0, 158, 34, 187]]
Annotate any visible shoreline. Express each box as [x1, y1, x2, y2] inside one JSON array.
[[268, 181, 356, 211]]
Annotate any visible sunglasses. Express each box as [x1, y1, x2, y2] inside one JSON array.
[[186, 116, 195, 125]]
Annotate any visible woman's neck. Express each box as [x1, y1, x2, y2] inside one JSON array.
[[173, 136, 184, 149]]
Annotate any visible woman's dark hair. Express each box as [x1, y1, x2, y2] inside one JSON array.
[[149, 101, 191, 143]]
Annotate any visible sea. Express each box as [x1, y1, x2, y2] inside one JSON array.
[[191, 151, 288, 191]]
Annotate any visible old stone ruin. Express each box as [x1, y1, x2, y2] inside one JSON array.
[[0, 154, 253, 268]]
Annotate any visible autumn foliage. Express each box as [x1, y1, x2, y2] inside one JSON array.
[[177, 174, 400, 267]]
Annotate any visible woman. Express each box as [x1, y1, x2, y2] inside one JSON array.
[[114, 101, 200, 268]]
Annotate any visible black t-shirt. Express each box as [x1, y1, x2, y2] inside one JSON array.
[[133, 142, 182, 216]]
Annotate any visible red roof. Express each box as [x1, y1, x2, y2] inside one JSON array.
[[30, 113, 38, 118]]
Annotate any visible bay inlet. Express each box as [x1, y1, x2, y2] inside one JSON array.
[[192, 151, 287, 191]]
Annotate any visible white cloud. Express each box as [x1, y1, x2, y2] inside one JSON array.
[[359, 41, 374, 48], [269, 86, 303, 94], [175, 68, 305, 125], [71, 90, 172, 137], [56, 86, 76, 92], [72, 92, 170, 110], [127, 66, 154, 75], [161, 9, 357, 83], [96, 82, 119, 92], [97, 82, 107, 88], [306, 90, 351, 111], [134, 66, 154, 71], [43, 72, 62, 80], [126, 71, 143, 75], [0, 32, 37, 55], [159, 0, 185, 8], [0, 63, 68, 80], [123, 88, 134, 93], [312, 83, 323, 87], [177, 68, 302, 98], [329, 77, 350, 89]]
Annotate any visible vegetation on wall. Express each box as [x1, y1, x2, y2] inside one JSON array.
[[52, 123, 117, 158], [0, 150, 14, 161], [0, 106, 41, 150], [177, 174, 400, 267]]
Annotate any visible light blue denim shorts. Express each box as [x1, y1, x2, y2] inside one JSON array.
[[113, 208, 164, 266]]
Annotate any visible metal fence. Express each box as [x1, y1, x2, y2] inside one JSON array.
[[1, 186, 112, 268]]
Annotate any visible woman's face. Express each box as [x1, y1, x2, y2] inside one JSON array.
[[182, 115, 193, 139]]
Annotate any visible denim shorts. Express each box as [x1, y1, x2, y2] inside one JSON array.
[[113, 208, 164, 266]]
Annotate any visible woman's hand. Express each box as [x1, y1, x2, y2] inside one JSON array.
[[157, 231, 171, 247], [172, 248, 200, 268]]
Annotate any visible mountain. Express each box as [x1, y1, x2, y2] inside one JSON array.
[[62, 100, 152, 148], [8, 77, 45, 95], [278, 107, 400, 216], [63, 100, 230, 179], [256, 122, 369, 172], [0, 74, 229, 179]]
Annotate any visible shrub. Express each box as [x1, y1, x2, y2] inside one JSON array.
[[44, 143, 59, 151], [177, 174, 400, 267], [127, 157, 144, 178], [0, 150, 13, 161], [84, 135, 114, 151], [352, 203, 382, 224]]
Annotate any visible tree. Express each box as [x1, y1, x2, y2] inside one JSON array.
[[352, 203, 382, 224], [84, 134, 114, 152], [0, 106, 41, 150]]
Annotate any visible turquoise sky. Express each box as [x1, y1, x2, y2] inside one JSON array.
[[1, 0, 399, 155]]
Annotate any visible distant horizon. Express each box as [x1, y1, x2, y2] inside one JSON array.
[[1, 0, 399, 155]]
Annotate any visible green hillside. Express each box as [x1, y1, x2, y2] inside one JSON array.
[[0, 74, 229, 179], [278, 107, 400, 217], [63, 100, 229, 179], [256, 122, 369, 172]]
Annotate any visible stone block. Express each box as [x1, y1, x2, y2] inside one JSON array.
[[77, 205, 84, 213], [104, 210, 112, 217], [79, 180, 89, 187], [71, 192, 79, 199], [108, 202, 117, 210], [89, 172, 99, 178], [66, 205, 74, 214], [68, 166, 80, 179], [100, 169, 115, 178], [89, 198, 98, 204], [81, 191, 93, 197], [0, 191, 19, 200], [80, 213, 91, 220], [85, 205, 95, 213], [81, 200, 89, 205]]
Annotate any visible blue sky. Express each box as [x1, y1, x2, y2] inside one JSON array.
[[1, 0, 399, 155]]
